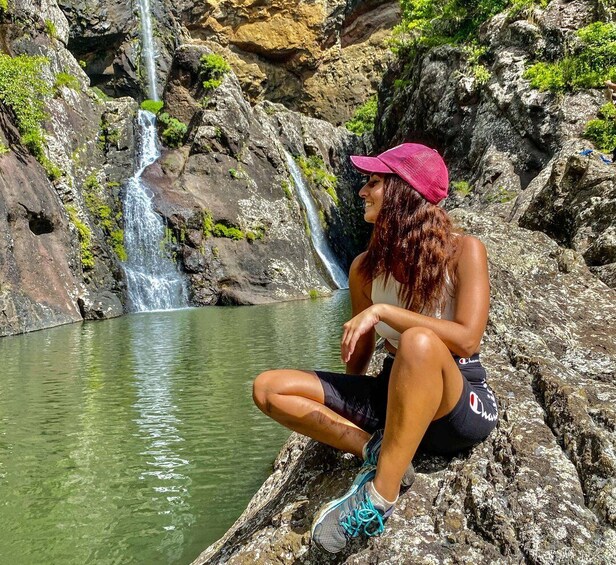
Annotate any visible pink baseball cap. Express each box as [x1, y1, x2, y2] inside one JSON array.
[[350, 143, 449, 204]]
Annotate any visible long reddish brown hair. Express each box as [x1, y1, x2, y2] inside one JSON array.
[[360, 175, 460, 314]]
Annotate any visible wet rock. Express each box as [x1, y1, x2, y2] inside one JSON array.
[[148, 44, 367, 305], [192, 210, 616, 565]]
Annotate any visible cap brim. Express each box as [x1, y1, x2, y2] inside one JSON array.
[[350, 155, 393, 176]]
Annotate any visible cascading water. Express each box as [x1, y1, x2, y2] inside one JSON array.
[[284, 152, 349, 289], [123, 113, 189, 311], [121, 0, 189, 311], [137, 0, 159, 101]]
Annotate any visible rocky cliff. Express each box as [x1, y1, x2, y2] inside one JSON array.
[[192, 209, 616, 564], [0, 0, 139, 336], [172, 0, 399, 124], [189, 1, 616, 562]]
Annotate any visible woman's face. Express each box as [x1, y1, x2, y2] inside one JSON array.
[[358, 174, 385, 223]]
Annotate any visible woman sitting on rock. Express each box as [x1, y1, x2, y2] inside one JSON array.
[[253, 143, 498, 553]]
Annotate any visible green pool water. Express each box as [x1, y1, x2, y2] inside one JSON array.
[[0, 291, 350, 564]]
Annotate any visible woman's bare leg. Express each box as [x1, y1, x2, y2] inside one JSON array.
[[373, 327, 464, 501], [253, 369, 370, 457]]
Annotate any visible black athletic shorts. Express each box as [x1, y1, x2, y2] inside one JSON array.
[[315, 353, 498, 455]]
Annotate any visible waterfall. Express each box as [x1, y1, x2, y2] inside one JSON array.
[[121, 1, 188, 311], [284, 152, 349, 289], [137, 0, 159, 101], [123, 112, 189, 311]]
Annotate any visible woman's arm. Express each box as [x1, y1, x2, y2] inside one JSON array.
[[341, 237, 490, 361], [345, 253, 376, 374]]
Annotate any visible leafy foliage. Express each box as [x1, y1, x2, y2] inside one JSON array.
[[296, 155, 339, 205], [0, 54, 61, 179], [200, 53, 231, 91], [54, 72, 79, 93], [345, 96, 378, 135], [158, 112, 187, 148], [66, 205, 94, 269], [212, 223, 245, 240], [584, 103, 616, 152], [452, 180, 473, 196], [396, 0, 509, 47], [525, 22, 616, 92], [140, 99, 164, 114]]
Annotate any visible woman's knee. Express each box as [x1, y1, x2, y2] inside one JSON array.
[[252, 370, 281, 412], [397, 327, 443, 364]]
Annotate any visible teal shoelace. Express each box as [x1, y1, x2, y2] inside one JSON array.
[[340, 494, 385, 538]]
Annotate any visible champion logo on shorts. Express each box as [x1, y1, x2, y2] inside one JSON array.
[[469, 391, 498, 422], [458, 357, 480, 365]]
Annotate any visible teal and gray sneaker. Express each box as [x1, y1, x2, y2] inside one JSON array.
[[362, 429, 416, 488], [311, 469, 394, 553]]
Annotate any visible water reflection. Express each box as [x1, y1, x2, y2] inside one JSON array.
[[0, 291, 350, 565]]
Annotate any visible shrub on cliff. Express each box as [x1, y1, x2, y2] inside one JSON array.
[[525, 22, 616, 92], [158, 112, 187, 148], [345, 97, 377, 135], [200, 54, 231, 91], [140, 99, 164, 114], [584, 103, 616, 152], [0, 54, 60, 178]]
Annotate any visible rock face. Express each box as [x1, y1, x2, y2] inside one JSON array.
[[0, 0, 135, 335], [173, 0, 398, 124], [192, 209, 616, 564], [377, 0, 602, 212], [149, 44, 368, 305], [57, 0, 186, 98]]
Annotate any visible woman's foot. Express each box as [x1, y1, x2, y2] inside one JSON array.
[[362, 429, 416, 487], [311, 469, 395, 553]]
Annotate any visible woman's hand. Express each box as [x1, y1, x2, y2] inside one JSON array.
[[341, 305, 381, 363]]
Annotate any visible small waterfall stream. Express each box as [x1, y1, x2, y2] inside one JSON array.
[[137, 0, 158, 101], [284, 152, 349, 289], [122, 1, 189, 311], [123, 113, 189, 311]]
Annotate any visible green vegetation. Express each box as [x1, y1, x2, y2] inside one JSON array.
[[141, 99, 164, 114], [98, 117, 121, 150], [584, 103, 616, 152], [158, 112, 187, 148], [213, 223, 245, 240], [228, 167, 243, 179], [463, 44, 491, 84], [296, 155, 339, 205], [0, 0, 8, 13], [83, 173, 127, 261], [66, 205, 94, 269], [202, 210, 215, 237], [345, 96, 378, 135], [0, 142, 9, 155], [309, 289, 319, 299], [44, 19, 58, 39], [200, 53, 231, 91], [91, 87, 111, 101], [281, 179, 293, 200], [486, 185, 517, 203], [54, 72, 80, 93], [393, 0, 548, 51], [79, 60, 87, 69], [202, 210, 249, 241], [395, 0, 508, 48], [524, 22, 616, 93], [0, 54, 64, 179], [452, 180, 473, 197]]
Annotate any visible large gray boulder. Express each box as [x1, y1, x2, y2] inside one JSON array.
[[192, 209, 616, 564]]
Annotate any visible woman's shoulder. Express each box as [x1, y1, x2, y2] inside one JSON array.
[[455, 234, 488, 273]]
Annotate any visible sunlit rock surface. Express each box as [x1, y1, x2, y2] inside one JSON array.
[[192, 210, 616, 564]]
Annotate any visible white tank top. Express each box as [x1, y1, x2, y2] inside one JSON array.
[[370, 273, 456, 349]]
